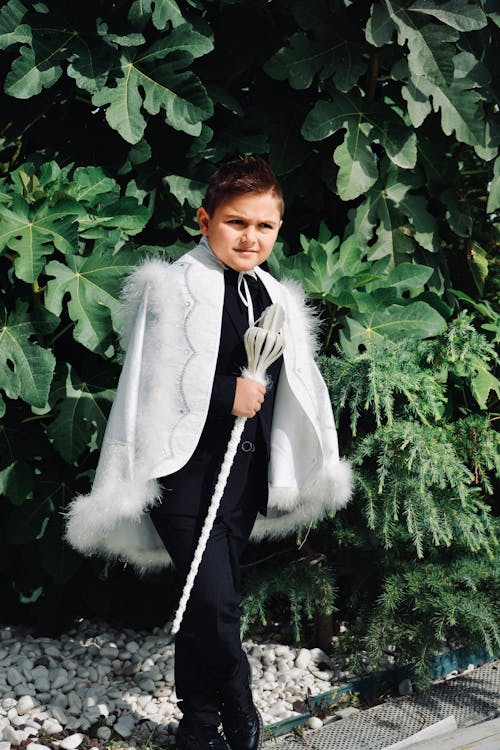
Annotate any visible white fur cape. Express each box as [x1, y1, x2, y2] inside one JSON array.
[[65, 239, 353, 572]]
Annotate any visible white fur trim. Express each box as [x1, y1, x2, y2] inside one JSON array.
[[118, 256, 172, 349], [251, 458, 353, 541], [120, 546, 171, 573], [99, 517, 172, 574], [64, 471, 161, 553], [278, 277, 323, 357], [64, 476, 171, 574]]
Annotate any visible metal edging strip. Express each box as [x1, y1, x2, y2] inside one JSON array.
[[263, 647, 499, 739]]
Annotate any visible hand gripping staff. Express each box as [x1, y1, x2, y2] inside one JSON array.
[[171, 303, 285, 635]]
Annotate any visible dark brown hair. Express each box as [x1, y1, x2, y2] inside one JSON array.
[[203, 156, 284, 216]]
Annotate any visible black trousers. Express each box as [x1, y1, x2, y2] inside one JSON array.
[[150, 430, 265, 727]]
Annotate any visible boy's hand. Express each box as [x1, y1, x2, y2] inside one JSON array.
[[232, 377, 266, 418]]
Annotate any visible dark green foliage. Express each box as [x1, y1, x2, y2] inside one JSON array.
[[241, 558, 338, 643], [319, 343, 446, 435], [0, 0, 498, 682], [318, 320, 499, 560], [364, 551, 500, 686]]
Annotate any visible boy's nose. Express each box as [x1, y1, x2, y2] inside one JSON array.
[[241, 227, 256, 245]]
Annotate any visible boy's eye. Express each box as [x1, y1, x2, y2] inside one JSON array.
[[226, 219, 274, 229]]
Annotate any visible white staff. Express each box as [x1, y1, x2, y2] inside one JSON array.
[[171, 303, 285, 635]]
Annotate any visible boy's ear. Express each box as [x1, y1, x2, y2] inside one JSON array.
[[196, 206, 210, 235]]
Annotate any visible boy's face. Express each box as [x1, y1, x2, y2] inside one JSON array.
[[196, 191, 282, 272]]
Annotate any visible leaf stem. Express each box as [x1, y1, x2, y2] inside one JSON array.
[[241, 547, 294, 569], [366, 51, 380, 103], [74, 95, 92, 105], [51, 321, 76, 344], [21, 413, 52, 424], [32, 279, 44, 309], [325, 318, 338, 351]]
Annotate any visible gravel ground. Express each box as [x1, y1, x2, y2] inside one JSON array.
[[0, 618, 370, 750]]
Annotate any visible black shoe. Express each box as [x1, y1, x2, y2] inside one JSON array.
[[176, 721, 231, 750], [220, 691, 263, 750]]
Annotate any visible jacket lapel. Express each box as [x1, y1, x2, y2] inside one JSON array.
[[225, 285, 249, 338]]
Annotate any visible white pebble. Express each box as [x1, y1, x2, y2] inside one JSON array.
[[16, 697, 36, 716], [27, 744, 51, 750], [295, 649, 311, 670], [137, 679, 155, 692], [267, 701, 286, 717], [96, 703, 109, 717], [48, 706, 67, 725], [136, 695, 150, 710], [65, 716, 85, 731], [100, 645, 119, 659], [59, 733, 84, 749], [310, 648, 333, 667], [41, 720, 63, 735], [275, 658, 289, 673], [87, 667, 97, 682], [50, 669, 67, 690], [33, 678, 50, 693], [164, 670, 175, 685], [310, 668, 335, 682], [307, 716, 323, 730], [113, 714, 135, 738], [6, 671, 23, 689], [31, 667, 48, 680], [2, 728, 19, 747], [68, 692, 82, 709], [13, 685, 32, 699]]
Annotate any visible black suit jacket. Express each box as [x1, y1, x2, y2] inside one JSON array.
[[155, 271, 282, 519]]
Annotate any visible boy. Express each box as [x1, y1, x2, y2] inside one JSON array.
[[66, 157, 352, 750]]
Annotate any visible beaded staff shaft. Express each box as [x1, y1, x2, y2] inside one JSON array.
[[171, 303, 285, 635]]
